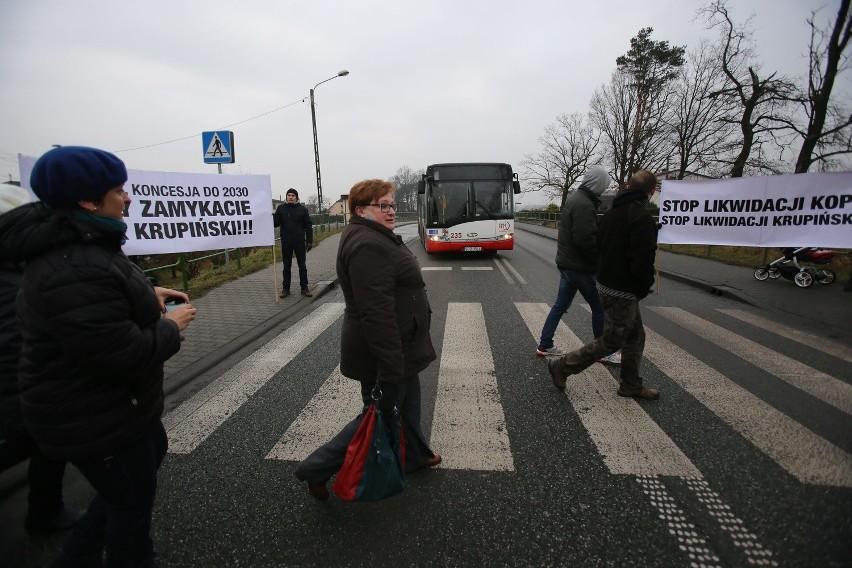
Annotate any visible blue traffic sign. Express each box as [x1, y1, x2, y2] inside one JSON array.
[[202, 131, 235, 164]]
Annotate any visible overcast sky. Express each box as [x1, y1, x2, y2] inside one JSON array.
[[0, 0, 845, 207]]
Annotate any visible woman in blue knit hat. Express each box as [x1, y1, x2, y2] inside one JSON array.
[[0, 146, 197, 567]]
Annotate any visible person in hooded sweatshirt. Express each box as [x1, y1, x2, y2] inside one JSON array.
[[535, 166, 621, 364], [272, 188, 313, 298], [0, 146, 197, 567], [546, 169, 660, 400]]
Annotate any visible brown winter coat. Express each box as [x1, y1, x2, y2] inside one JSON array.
[[337, 217, 436, 383]]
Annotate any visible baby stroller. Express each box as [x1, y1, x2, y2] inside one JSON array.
[[753, 246, 837, 288]]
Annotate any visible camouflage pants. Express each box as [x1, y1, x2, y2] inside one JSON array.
[[560, 293, 646, 388]]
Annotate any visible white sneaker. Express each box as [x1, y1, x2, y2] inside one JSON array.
[[535, 346, 566, 357], [598, 351, 622, 364]]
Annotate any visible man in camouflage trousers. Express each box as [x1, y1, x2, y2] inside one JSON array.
[[547, 169, 660, 400]]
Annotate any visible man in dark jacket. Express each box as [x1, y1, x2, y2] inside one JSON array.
[[536, 166, 619, 364], [547, 169, 660, 399], [273, 188, 313, 297]]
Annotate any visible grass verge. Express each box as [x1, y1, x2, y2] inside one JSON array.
[[138, 228, 342, 299]]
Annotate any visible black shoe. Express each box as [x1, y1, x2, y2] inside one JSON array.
[[294, 468, 328, 501], [25, 507, 83, 535], [617, 382, 659, 400], [280, 290, 290, 298], [301, 289, 313, 297], [547, 357, 568, 389]]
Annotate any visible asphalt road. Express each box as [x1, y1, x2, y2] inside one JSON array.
[[3, 225, 850, 567]]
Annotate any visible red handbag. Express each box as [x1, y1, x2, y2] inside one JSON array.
[[332, 385, 406, 502]]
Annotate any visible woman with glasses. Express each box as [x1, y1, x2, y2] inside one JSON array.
[[295, 179, 441, 500]]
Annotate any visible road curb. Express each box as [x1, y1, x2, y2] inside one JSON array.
[[163, 279, 339, 395]]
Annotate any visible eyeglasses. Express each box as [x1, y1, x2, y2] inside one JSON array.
[[366, 202, 396, 212]]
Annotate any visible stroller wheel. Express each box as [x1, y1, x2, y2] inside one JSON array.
[[816, 268, 836, 285], [794, 271, 814, 288], [768, 268, 781, 279], [753, 268, 770, 281]]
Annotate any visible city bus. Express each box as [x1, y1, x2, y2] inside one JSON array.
[[417, 163, 521, 253]]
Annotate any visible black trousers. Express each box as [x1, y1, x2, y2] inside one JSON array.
[[281, 240, 308, 291], [58, 419, 168, 568]]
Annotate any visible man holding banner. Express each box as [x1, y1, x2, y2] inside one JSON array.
[[547, 170, 661, 400]]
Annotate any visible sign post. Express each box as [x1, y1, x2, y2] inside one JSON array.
[[202, 130, 236, 268]]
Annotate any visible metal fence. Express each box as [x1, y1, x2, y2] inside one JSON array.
[[140, 213, 419, 292]]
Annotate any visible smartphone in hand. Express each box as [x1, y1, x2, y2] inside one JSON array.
[[165, 300, 186, 312]]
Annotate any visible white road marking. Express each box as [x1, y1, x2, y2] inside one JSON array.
[[515, 302, 701, 478], [430, 303, 515, 471], [498, 258, 527, 285], [265, 366, 361, 461], [163, 303, 345, 454], [641, 322, 852, 487], [493, 258, 514, 283], [422, 266, 453, 271], [685, 478, 778, 566], [718, 308, 852, 363], [461, 266, 493, 271], [637, 476, 722, 567], [650, 307, 852, 416]]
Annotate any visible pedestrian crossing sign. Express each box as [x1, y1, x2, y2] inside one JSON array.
[[202, 130, 235, 164]]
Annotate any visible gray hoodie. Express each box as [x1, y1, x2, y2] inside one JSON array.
[[555, 166, 610, 272]]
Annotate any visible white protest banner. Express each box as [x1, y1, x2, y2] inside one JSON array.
[[658, 172, 852, 248], [19, 155, 275, 255]]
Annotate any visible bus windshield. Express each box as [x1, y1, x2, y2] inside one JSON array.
[[429, 180, 513, 226]]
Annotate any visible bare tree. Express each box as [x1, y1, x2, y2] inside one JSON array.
[[520, 112, 600, 206], [668, 41, 738, 178], [791, 0, 852, 172], [590, 70, 675, 185], [590, 71, 635, 185], [304, 193, 319, 212], [700, 0, 798, 177], [389, 165, 423, 213]]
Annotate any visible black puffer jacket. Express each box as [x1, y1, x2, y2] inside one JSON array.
[[596, 189, 658, 299], [0, 203, 181, 461], [337, 216, 436, 383], [273, 201, 313, 246], [0, 262, 25, 452]]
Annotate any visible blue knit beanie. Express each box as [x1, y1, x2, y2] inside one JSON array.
[[30, 146, 128, 207]]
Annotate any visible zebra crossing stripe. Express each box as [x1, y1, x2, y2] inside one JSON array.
[[650, 307, 852, 416], [642, 321, 852, 487], [266, 366, 361, 461], [430, 303, 515, 471], [515, 302, 701, 478], [718, 308, 852, 363], [163, 303, 345, 454]]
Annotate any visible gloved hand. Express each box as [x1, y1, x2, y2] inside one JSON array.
[[305, 242, 312, 252]]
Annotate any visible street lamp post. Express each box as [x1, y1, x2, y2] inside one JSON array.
[[310, 70, 349, 218]]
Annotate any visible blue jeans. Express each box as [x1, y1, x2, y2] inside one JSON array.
[[57, 420, 167, 568], [538, 268, 604, 350]]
